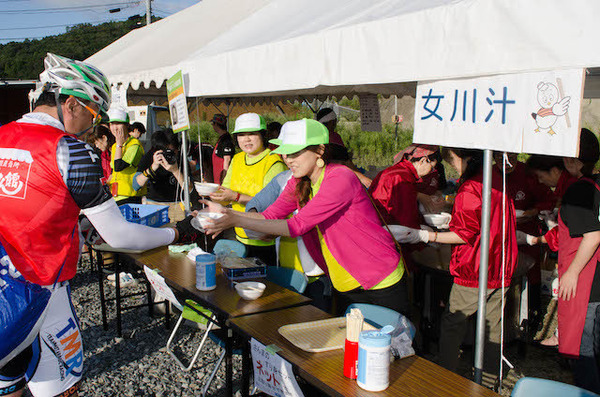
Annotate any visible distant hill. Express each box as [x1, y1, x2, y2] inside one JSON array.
[[0, 15, 156, 80]]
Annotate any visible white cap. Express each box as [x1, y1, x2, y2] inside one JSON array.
[[107, 105, 129, 123], [233, 113, 266, 134]]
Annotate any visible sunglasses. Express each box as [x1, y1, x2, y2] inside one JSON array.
[[73, 97, 102, 127]]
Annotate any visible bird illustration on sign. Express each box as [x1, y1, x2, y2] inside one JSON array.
[[531, 79, 571, 135]]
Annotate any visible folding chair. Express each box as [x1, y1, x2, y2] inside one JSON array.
[[202, 266, 308, 395], [167, 240, 246, 385], [266, 266, 308, 294], [166, 299, 216, 372]]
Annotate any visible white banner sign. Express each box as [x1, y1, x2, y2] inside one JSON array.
[[414, 69, 585, 157], [251, 338, 304, 397], [143, 266, 182, 310]]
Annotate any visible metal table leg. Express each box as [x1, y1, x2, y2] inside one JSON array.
[[241, 337, 251, 397], [96, 249, 108, 331], [226, 327, 233, 397], [115, 253, 122, 337]]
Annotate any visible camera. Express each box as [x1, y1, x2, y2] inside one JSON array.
[[163, 149, 177, 165]]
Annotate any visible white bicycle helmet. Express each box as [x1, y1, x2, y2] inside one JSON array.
[[29, 53, 111, 112]]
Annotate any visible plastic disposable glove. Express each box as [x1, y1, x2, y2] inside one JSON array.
[[388, 225, 429, 244], [516, 230, 536, 246], [539, 210, 558, 229]]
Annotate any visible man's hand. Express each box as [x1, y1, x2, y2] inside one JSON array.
[[558, 269, 578, 301]]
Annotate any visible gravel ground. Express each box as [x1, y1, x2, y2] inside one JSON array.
[[24, 257, 572, 396]]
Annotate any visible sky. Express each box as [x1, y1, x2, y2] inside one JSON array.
[[0, 0, 201, 43]]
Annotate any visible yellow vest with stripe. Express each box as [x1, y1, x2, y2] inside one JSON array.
[[109, 137, 146, 198], [229, 150, 284, 246]]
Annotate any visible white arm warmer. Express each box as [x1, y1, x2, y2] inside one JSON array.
[[82, 200, 176, 250]]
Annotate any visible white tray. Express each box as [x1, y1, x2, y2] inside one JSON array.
[[278, 317, 375, 353]]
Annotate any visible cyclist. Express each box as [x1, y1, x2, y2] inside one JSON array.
[[0, 53, 197, 397]]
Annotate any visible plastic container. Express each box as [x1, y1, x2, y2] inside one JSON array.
[[343, 339, 359, 379], [357, 330, 391, 392], [196, 254, 216, 291], [119, 204, 169, 227]]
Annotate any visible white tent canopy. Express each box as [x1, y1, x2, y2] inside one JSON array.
[[87, 0, 600, 101]]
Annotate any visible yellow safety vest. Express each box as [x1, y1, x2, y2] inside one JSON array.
[[109, 137, 146, 198], [229, 150, 284, 246]]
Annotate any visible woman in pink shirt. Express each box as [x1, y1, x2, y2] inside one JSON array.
[[205, 118, 408, 315]]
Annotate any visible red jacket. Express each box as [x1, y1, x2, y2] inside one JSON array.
[[0, 122, 81, 285], [100, 150, 111, 182], [501, 162, 555, 235], [368, 160, 420, 228], [449, 171, 518, 289]]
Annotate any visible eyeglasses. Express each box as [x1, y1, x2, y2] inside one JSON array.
[[73, 97, 102, 127]]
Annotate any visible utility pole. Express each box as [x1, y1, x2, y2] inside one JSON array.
[[146, 0, 151, 25]]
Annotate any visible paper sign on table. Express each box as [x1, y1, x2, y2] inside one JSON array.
[[414, 68, 585, 157], [251, 338, 304, 397], [143, 266, 182, 310]]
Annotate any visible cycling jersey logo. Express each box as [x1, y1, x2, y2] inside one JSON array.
[[45, 317, 83, 380], [0, 149, 33, 200]]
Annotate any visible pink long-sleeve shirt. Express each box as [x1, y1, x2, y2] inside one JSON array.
[[262, 164, 403, 290]]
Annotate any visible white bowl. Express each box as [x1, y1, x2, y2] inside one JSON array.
[[423, 213, 452, 228], [190, 212, 224, 231], [235, 281, 266, 300], [515, 209, 525, 218], [194, 182, 220, 196]]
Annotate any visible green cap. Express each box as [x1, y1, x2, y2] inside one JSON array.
[[232, 112, 266, 134], [270, 119, 329, 155]]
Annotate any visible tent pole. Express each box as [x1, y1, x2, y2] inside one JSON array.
[[474, 148, 492, 384], [195, 97, 204, 182], [180, 130, 191, 213]]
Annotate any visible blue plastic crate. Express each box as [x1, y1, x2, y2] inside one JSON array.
[[119, 204, 169, 227]]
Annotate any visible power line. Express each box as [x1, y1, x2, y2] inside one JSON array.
[[0, 20, 143, 42], [0, 1, 139, 14], [0, 20, 115, 31]]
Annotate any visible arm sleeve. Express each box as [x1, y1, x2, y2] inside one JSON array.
[[544, 226, 559, 252], [284, 169, 355, 237], [263, 161, 287, 186], [113, 159, 131, 172], [246, 171, 289, 212], [449, 186, 481, 246], [82, 199, 176, 250]]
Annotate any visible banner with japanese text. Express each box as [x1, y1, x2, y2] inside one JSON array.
[[413, 69, 585, 157], [166, 70, 190, 134], [251, 338, 304, 397]]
